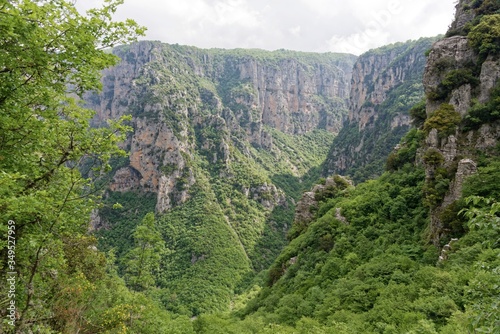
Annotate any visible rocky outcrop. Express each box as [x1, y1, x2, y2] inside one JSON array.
[[87, 42, 356, 216], [109, 167, 142, 192], [421, 0, 500, 245], [324, 38, 437, 181], [423, 36, 477, 117], [447, 0, 476, 33], [293, 176, 352, 229], [243, 183, 286, 210], [293, 192, 317, 227]]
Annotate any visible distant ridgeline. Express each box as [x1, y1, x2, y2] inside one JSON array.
[[323, 37, 440, 183]]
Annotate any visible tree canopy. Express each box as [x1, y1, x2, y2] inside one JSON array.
[[0, 1, 146, 332]]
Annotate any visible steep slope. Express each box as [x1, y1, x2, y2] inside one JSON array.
[[420, 0, 500, 246], [86, 43, 357, 314], [226, 2, 500, 333], [323, 37, 438, 182]]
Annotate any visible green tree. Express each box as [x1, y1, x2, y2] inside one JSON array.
[[423, 103, 461, 137], [123, 212, 167, 291], [460, 197, 500, 333], [468, 14, 500, 58], [0, 0, 145, 332]]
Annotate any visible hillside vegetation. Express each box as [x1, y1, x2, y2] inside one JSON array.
[[1, 0, 499, 333]]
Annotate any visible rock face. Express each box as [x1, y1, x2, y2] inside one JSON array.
[[423, 36, 477, 116], [324, 38, 437, 181], [420, 0, 500, 245], [218, 55, 354, 136], [86, 42, 357, 214], [292, 176, 352, 235], [447, 0, 476, 34], [109, 167, 142, 192], [85, 42, 360, 287]]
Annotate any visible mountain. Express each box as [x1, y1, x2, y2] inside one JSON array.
[[323, 37, 439, 182], [227, 1, 500, 332], [85, 43, 357, 314], [3, 0, 499, 332], [420, 0, 500, 246]]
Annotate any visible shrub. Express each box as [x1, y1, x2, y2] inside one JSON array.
[[429, 69, 480, 101], [463, 82, 500, 130], [410, 99, 427, 128], [424, 104, 461, 137], [468, 14, 500, 58], [423, 149, 445, 167], [472, 0, 500, 16]]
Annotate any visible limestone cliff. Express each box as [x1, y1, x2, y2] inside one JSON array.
[[86, 42, 358, 291], [87, 42, 356, 213], [323, 37, 438, 182], [420, 0, 500, 245]]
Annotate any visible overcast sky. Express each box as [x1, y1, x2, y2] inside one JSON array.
[[76, 0, 457, 55]]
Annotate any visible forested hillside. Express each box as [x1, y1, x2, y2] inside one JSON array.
[[1, 0, 499, 333], [224, 0, 500, 332], [323, 37, 439, 182]]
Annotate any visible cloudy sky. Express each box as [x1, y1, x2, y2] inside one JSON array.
[[76, 0, 457, 55]]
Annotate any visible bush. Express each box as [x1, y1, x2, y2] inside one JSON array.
[[428, 69, 480, 101], [424, 104, 461, 138], [423, 149, 445, 167], [463, 82, 500, 130], [386, 129, 424, 171], [468, 14, 500, 58], [472, 0, 500, 16], [410, 99, 427, 128]]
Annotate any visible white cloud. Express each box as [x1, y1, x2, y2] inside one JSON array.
[[289, 25, 302, 37], [74, 0, 457, 54]]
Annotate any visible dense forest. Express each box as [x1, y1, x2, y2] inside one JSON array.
[[1, 0, 499, 333]]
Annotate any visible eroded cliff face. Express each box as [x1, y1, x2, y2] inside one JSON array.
[[215, 55, 353, 136], [324, 38, 437, 181], [349, 48, 417, 129], [420, 0, 500, 245], [85, 42, 359, 287], [87, 43, 356, 214]]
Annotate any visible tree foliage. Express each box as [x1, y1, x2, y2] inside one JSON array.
[[123, 212, 167, 292], [0, 0, 146, 332], [468, 14, 500, 57], [423, 104, 461, 138]]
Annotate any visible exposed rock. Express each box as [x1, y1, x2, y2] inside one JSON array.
[[232, 57, 355, 136], [448, 0, 476, 33], [249, 183, 286, 210], [391, 114, 411, 130], [438, 238, 459, 262], [449, 84, 472, 116], [294, 191, 317, 226], [88, 42, 357, 216], [444, 159, 477, 207], [473, 123, 500, 150], [479, 56, 500, 103], [423, 36, 476, 116], [421, 3, 500, 246], [109, 166, 142, 192], [335, 208, 349, 225], [294, 176, 352, 227], [324, 38, 437, 179]]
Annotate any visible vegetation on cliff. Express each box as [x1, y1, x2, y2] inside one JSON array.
[[1, 0, 499, 333], [323, 37, 439, 183]]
